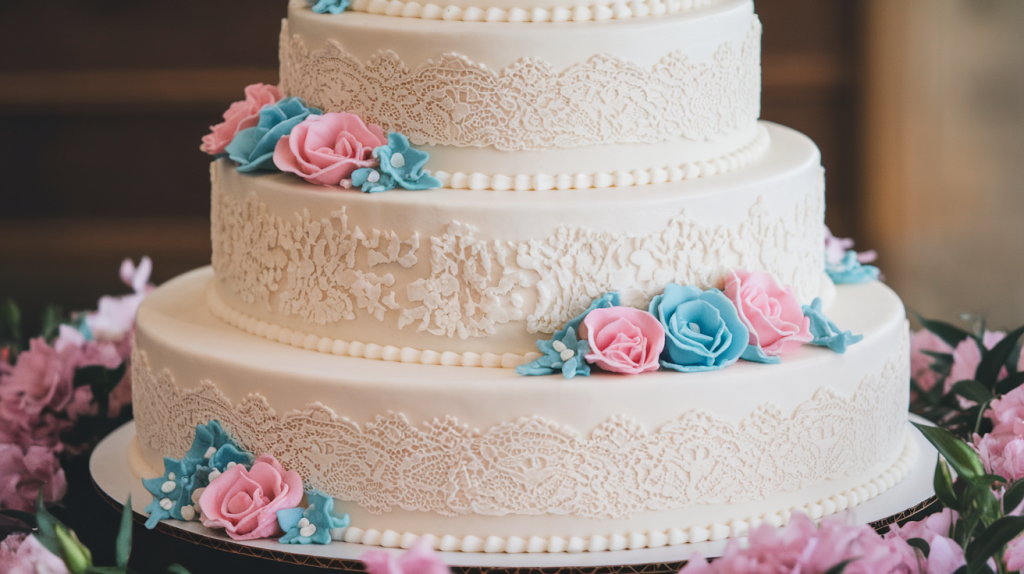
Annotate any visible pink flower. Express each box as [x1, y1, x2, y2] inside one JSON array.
[[723, 268, 813, 357], [825, 225, 877, 265], [200, 83, 283, 155], [975, 428, 1024, 480], [911, 330, 953, 393], [1006, 535, 1024, 572], [361, 538, 450, 574], [86, 257, 153, 342], [0, 445, 67, 512], [886, 509, 964, 574], [991, 384, 1024, 427], [682, 514, 919, 574], [0, 339, 78, 424], [198, 454, 303, 541], [273, 113, 387, 186], [582, 307, 664, 375], [0, 532, 70, 574], [946, 331, 1006, 392]]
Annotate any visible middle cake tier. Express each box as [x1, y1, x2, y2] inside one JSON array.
[[211, 122, 826, 362]]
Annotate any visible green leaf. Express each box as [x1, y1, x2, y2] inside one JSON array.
[[0, 298, 22, 341], [1004, 479, 1024, 515], [73, 363, 127, 395], [934, 456, 960, 510], [84, 567, 127, 574], [912, 311, 973, 348], [165, 565, 192, 574], [995, 371, 1024, 395], [0, 509, 37, 527], [822, 559, 856, 574], [39, 305, 65, 342], [115, 496, 133, 569], [907, 537, 930, 558], [966, 516, 1024, 572], [914, 422, 985, 481], [56, 525, 93, 574], [35, 489, 62, 540], [952, 380, 993, 403], [977, 325, 1024, 387]]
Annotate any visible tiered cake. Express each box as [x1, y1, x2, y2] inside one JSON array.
[[129, 0, 913, 553]]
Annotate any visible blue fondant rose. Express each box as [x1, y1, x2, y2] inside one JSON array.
[[225, 97, 322, 172], [311, 0, 350, 13], [375, 133, 442, 190], [649, 284, 749, 372]]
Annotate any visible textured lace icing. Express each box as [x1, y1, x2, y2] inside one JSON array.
[[133, 328, 908, 519], [211, 166, 824, 340], [278, 18, 761, 151]]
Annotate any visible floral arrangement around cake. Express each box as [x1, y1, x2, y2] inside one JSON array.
[[200, 83, 441, 193]]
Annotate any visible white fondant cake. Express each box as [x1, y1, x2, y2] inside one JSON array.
[[129, 0, 912, 553]]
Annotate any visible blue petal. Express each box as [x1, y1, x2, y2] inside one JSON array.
[[802, 298, 863, 354], [827, 251, 880, 284], [741, 344, 782, 364], [652, 284, 748, 372], [311, 0, 350, 13]]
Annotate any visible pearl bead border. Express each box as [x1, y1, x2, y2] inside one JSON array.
[[348, 0, 717, 23], [330, 430, 919, 552], [206, 285, 539, 369], [433, 124, 771, 192]]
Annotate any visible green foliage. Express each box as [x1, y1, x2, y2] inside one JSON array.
[[977, 326, 1024, 389], [965, 516, 1024, 573], [821, 559, 855, 574], [913, 423, 985, 481], [911, 311, 975, 348], [934, 456, 959, 511]]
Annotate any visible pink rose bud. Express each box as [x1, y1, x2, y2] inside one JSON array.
[[200, 83, 283, 155], [198, 454, 303, 540], [583, 307, 664, 375], [273, 112, 387, 186], [723, 269, 812, 357]]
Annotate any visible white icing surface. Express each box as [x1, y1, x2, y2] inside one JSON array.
[[211, 123, 824, 356], [339, 0, 720, 20], [132, 267, 910, 547]]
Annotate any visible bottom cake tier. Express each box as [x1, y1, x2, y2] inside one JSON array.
[[130, 267, 912, 552]]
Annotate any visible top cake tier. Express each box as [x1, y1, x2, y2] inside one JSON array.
[[280, 0, 763, 190]]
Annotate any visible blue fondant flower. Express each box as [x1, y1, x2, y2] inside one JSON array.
[[516, 292, 619, 378], [802, 297, 863, 354], [516, 327, 591, 379], [374, 133, 442, 190], [143, 421, 254, 529], [225, 97, 322, 172], [278, 490, 351, 545], [649, 284, 748, 372], [311, 0, 350, 13], [352, 167, 396, 193], [826, 250, 880, 284]]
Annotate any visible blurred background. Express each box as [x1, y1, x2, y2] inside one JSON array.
[[1, 0, 1022, 332]]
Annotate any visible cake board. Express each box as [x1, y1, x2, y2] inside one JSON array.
[[90, 420, 940, 573]]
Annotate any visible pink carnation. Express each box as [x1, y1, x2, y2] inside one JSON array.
[[0, 445, 67, 513], [582, 307, 664, 375], [200, 83, 283, 155], [273, 112, 387, 186], [0, 532, 70, 574], [682, 514, 919, 574], [361, 538, 451, 574], [0, 338, 79, 424], [199, 454, 303, 540], [1006, 535, 1024, 572], [910, 330, 953, 393], [723, 268, 813, 357], [945, 331, 1006, 394], [885, 509, 964, 574]]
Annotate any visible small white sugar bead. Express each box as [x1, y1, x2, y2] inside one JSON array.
[[180, 505, 196, 521], [226, 462, 237, 469], [367, 170, 380, 183], [551, 340, 567, 353], [390, 152, 406, 168], [208, 469, 221, 482], [160, 481, 176, 493], [204, 447, 216, 459], [300, 524, 317, 538], [159, 498, 174, 511], [298, 518, 311, 528], [559, 349, 575, 361]]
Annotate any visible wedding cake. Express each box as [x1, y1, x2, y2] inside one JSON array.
[[128, 0, 914, 553]]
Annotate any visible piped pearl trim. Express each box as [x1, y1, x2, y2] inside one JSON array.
[[433, 124, 770, 192], [348, 0, 716, 22], [333, 432, 918, 552], [206, 285, 539, 369]]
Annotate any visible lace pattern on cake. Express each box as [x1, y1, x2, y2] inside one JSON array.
[[212, 166, 824, 338], [278, 18, 761, 151], [133, 328, 908, 519]]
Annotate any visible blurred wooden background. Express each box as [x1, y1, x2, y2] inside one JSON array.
[[0, 1, 862, 332]]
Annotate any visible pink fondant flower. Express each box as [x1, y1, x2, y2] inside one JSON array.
[[200, 83, 283, 155], [582, 307, 664, 375], [911, 329, 953, 393], [723, 268, 813, 357], [273, 112, 387, 186], [0, 532, 70, 574], [198, 454, 303, 541], [682, 514, 919, 574], [361, 538, 451, 574], [0, 445, 67, 512]]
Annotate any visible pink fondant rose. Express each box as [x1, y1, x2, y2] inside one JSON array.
[[723, 268, 812, 357], [198, 454, 302, 541], [583, 307, 664, 375], [200, 83, 283, 155], [273, 112, 387, 186]]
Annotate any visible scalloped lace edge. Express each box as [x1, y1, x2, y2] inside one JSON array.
[[434, 124, 771, 191], [346, 0, 717, 23], [208, 283, 539, 369]]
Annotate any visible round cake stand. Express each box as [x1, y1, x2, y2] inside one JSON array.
[[91, 420, 940, 573]]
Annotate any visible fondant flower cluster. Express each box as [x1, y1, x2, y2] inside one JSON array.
[[202, 84, 441, 193], [824, 225, 880, 284], [518, 268, 860, 379], [144, 420, 351, 545]]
